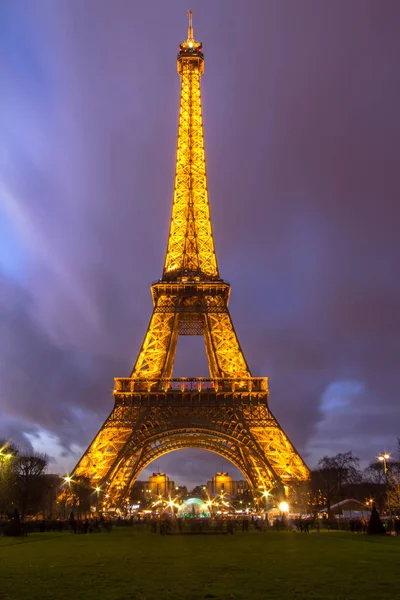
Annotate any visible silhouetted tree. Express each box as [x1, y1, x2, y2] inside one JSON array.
[[315, 451, 361, 516], [4, 507, 23, 537], [190, 486, 208, 500], [368, 505, 385, 535], [40, 474, 63, 518], [364, 462, 387, 485], [15, 454, 48, 518], [62, 476, 92, 517]]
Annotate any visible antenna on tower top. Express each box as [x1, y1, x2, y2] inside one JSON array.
[[188, 9, 194, 41]]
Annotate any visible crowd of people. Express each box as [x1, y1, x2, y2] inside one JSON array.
[[2, 510, 400, 537]]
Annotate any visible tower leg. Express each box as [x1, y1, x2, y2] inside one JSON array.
[[204, 296, 251, 378], [131, 297, 178, 380]]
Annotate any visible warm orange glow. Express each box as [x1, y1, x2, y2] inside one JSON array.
[[163, 32, 217, 279], [0, 446, 14, 460], [65, 12, 310, 509], [378, 454, 390, 460]]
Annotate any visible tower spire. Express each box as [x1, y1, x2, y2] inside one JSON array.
[[164, 12, 218, 280], [188, 9, 194, 41]]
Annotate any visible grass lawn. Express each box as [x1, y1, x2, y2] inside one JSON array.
[[0, 528, 399, 600]]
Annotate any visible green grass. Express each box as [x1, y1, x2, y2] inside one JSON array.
[[0, 528, 399, 600]]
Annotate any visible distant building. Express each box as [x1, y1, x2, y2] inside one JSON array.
[[42, 474, 64, 518], [130, 480, 147, 502], [174, 485, 188, 499], [320, 499, 371, 519], [206, 472, 250, 498], [208, 472, 233, 496], [130, 471, 249, 504], [148, 472, 175, 496], [232, 480, 251, 498], [130, 472, 176, 503]]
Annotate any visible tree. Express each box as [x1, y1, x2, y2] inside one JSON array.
[[40, 474, 64, 518], [61, 475, 92, 517], [4, 507, 24, 537], [14, 454, 48, 518], [73, 476, 92, 516], [314, 451, 361, 516], [368, 505, 385, 535], [0, 442, 18, 516], [190, 486, 208, 500], [364, 462, 387, 485], [387, 439, 400, 514]]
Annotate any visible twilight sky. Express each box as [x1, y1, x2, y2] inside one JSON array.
[[1, 0, 399, 487]]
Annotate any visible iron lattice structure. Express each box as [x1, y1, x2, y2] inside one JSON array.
[[72, 13, 310, 506]]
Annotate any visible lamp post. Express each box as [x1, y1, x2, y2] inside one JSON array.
[[95, 487, 101, 516], [378, 453, 393, 532], [262, 490, 270, 517], [63, 475, 73, 519], [0, 449, 15, 516]]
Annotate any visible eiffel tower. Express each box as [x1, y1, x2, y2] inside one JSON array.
[[72, 12, 309, 507]]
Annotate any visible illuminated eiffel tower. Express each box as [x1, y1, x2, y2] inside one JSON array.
[[72, 12, 309, 507]]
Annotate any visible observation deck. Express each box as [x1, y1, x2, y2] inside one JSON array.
[[113, 377, 269, 407], [151, 279, 231, 305]]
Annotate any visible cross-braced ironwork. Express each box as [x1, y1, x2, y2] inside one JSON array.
[[72, 12, 310, 507]]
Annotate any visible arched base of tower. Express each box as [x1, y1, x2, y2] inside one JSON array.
[[70, 383, 310, 509]]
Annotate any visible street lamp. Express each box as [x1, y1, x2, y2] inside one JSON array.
[[378, 453, 393, 531], [365, 497, 374, 509], [262, 490, 270, 515], [279, 501, 290, 527], [95, 487, 101, 515], [62, 475, 73, 518], [279, 501, 289, 513], [378, 453, 390, 474]]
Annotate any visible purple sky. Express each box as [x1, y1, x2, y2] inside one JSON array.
[[1, 0, 399, 487]]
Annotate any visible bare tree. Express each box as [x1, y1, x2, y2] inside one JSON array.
[[314, 451, 361, 516], [364, 462, 387, 485], [15, 454, 48, 518]]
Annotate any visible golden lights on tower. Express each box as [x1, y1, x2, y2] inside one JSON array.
[[164, 9, 214, 277], [67, 12, 310, 509]]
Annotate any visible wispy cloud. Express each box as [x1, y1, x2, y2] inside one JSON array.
[[0, 0, 399, 480]]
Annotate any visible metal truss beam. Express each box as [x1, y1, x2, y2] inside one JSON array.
[[70, 15, 310, 509]]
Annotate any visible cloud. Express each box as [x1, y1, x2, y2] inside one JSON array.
[[0, 0, 399, 481], [0, 415, 35, 454], [0, 274, 118, 457]]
